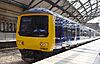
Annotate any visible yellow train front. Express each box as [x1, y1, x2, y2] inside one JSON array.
[[16, 8, 56, 62]]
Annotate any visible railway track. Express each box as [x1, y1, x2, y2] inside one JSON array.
[[0, 47, 17, 52]]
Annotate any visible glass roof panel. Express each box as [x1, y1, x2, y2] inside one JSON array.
[[86, 7, 91, 12], [68, 0, 76, 3], [98, 2, 100, 6], [80, 0, 88, 3], [81, 11, 86, 15], [90, 0, 97, 4], [78, 8, 84, 12], [73, 2, 81, 9], [92, 4, 97, 9]]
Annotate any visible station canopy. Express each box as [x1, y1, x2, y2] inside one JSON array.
[[1, 0, 100, 23]]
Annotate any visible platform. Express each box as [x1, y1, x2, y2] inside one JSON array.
[[0, 39, 16, 42], [0, 39, 16, 48], [33, 39, 100, 64]]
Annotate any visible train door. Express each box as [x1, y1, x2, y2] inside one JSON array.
[[70, 28, 75, 41], [64, 27, 67, 41], [89, 30, 92, 38], [69, 23, 76, 41], [55, 24, 64, 48], [75, 25, 80, 40], [76, 27, 80, 40], [66, 28, 72, 41]]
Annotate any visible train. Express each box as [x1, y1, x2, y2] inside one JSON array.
[[16, 8, 99, 62]]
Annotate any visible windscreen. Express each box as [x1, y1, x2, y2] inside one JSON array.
[[19, 15, 48, 37]]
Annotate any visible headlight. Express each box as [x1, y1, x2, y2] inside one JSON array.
[[40, 42, 48, 47]]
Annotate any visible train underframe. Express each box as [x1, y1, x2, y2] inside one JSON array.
[[19, 49, 62, 63]]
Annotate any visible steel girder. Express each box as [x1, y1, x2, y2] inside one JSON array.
[[1, 0, 100, 23]]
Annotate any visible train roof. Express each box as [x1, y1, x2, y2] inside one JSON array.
[[21, 8, 98, 32], [22, 8, 78, 23], [21, 8, 54, 15]]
